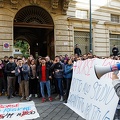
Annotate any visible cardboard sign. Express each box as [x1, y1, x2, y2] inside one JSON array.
[[0, 101, 39, 120], [65, 58, 119, 120]]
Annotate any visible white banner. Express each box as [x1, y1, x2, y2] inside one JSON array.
[[0, 101, 39, 120], [65, 58, 119, 120]]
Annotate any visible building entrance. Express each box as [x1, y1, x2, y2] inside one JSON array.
[[14, 5, 54, 58]]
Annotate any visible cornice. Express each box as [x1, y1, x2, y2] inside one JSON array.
[[104, 21, 120, 26], [101, 6, 120, 11], [67, 17, 99, 24]]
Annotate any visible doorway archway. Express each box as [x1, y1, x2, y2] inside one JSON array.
[[14, 5, 54, 58]]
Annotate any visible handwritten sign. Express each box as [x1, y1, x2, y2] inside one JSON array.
[[65, 58, 119, 120], [0, 101, 39, 120]]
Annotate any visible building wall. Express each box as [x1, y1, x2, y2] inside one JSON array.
[[67, 0, 120, 56], [0, 0, 73, 58], [0, 0, 120, 58]]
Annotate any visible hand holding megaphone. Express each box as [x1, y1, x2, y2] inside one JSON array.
[[112, 72, 119, 80], [95, 62, 120, 79], [114, 70, 119, 75]]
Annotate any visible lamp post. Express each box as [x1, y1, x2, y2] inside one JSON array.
[[89, 0, 92, 53]]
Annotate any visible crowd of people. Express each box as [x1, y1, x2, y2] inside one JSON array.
[[0, 51, 100, 103], [0, 50, 120, 119], [0, 45, 120, 105]]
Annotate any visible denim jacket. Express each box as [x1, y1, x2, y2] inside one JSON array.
[[15, 64, 30, 83]]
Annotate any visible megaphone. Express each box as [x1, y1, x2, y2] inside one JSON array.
[[94, 63, 120, 79]]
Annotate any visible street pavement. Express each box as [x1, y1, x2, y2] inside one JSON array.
[[0, 95, 85, 120]]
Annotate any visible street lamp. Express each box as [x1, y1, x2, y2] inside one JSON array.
[[89, 0, 92, 53]]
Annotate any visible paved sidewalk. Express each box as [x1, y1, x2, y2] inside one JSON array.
[[0, 95, 85, 120], [35, 101, 84, 120]]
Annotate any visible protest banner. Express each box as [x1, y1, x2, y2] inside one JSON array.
[[65, 58, 119, 120], [0, 101, 39, 120]]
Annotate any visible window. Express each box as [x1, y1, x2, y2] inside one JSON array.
[[76, 10, 88, 19], [15, 49, 19, 52], [74, 31, 90, 54], [111, 14, 119, 23], [110, 34, 120, 55]]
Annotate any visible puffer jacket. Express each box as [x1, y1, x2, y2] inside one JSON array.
[[64, 64, 73, 79]]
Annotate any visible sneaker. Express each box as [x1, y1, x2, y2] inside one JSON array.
[[42, 98, 46, 103], [11, 95, 14, 98], [29, 94, 32, 98], [26, 97, 31, 101], [60, 96, 63, 102], [20, 97, 25, 101], [7, 95, 10, 99], [48, 97, 53, 102], [35, 94, 38, 98], [64, 100, 67, 103], [55, 94, 59, 100]]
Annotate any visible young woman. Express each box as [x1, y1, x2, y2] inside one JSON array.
[[0, 60, 4, 96], [64, 59, 73, 103], [29, 59, 38, 98]]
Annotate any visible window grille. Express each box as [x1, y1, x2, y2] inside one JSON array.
[[110, 34, 120, 55], [111, 14, 119, 23], [74, 31, 90, 54], [15, 49, 19, 52]]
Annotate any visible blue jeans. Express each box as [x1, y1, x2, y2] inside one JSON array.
[[40, 80, 51, 98], [56, 78, 63, 96]]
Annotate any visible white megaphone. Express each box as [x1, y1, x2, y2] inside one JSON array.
[[94, 63, 120, 79]]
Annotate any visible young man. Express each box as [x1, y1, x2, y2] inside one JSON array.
[[112, 72, 120, 120], [74, 44, 82, 56], [45, 56, 53, 67], [37, 57, 52, 102], [112, 72, 120, 97], [5, 56, 17, 99], [51, 56, 64, 101], [15, 58, 30, 101], [112, 45, 119, 56]]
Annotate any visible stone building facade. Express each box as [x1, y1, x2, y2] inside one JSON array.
[[0, 0, 120, 58]]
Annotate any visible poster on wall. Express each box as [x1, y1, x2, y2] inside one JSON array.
[[3, 43, 10, 51]]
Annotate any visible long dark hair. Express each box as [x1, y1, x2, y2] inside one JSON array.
[[66, 58, 72, 64]]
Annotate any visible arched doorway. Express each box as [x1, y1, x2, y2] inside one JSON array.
[[14, 5, 54, 58]]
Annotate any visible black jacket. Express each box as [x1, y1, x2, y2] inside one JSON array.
[[50, 62, 64, 78], [5, 62, 17, 77], [112, 47, 119, 56], [37, 64, 51, 81], [75, 48, 82, 55]]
